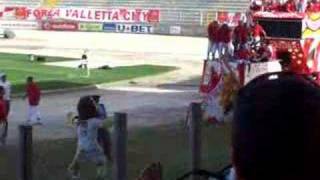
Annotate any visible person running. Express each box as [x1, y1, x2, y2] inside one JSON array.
[[24, 76, 42, 125]]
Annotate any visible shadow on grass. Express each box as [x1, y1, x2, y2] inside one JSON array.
[[12, 81, 90, 95]]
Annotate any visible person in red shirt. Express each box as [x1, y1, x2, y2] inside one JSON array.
[[0, 86, 8, 145], [233, 21, 249, 51], [314, 0, 320, 11], [24, 76, 42, 125], [306, 0, 320, 12], [207, 21, 220, 60], [285, 0, 297, 12], [271, 0, 281, 11], [251, 21, 266, 47], [219, 23, 234, 58]]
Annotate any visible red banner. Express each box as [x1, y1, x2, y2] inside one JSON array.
[[42, 21, 79, 31], [0, 6, 160, 23]]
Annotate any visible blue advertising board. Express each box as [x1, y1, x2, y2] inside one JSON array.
[[103, 23, 116, 32]]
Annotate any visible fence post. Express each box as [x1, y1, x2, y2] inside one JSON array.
[[113, 112, 128, 180], [200, 11, 204, 26], [189, 102, 202, 180], [18, 125, 33, 180]]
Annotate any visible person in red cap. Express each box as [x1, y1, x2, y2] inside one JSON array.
[[24, 76, 42, 125], [0, 86, 8, 145], [207, 20, 220, 59]]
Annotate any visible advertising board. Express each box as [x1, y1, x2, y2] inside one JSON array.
[[42, 21, 78, 31], [116, 24, 153, 33], [79, 22, 103, 31]]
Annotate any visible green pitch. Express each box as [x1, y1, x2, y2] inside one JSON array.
[[0, 53, 176, 94]]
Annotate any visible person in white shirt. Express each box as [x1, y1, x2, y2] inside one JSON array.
[[68, 96, 108, 179], [78, 49, 89, 70], [0, 74, 11, 115]]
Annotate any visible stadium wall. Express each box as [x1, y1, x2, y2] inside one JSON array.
[[0, 0, 249, 36]]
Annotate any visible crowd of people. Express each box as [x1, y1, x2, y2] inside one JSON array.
[[250, 0, 320, 13], [207, 0, 320, 61], [0, 73, 110, 179], [207, 20, 271, 62], [0, 75, 42, 145]]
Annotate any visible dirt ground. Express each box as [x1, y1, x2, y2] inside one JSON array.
[[0, 30, 207, 145]]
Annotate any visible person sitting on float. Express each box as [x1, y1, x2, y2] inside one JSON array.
[[234, 44, 252, 61], [251, 41, 272, 62]]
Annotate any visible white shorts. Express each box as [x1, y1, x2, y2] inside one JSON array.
[[27, 105, 41, 122]]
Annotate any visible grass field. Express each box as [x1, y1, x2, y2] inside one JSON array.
[[0, 123, 231, 180], [0, 53, 176, 94]]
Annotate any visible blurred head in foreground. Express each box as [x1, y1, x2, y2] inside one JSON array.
[[232, 72, 320, 180]]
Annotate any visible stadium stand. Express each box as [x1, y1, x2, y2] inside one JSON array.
[[0, 0, 249, 36]]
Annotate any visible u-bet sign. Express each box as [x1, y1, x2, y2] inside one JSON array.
[[116, 24, 153, 33]]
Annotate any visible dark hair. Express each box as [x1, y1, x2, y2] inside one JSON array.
[[278, 51, 291, 68], [82, 54, 87, 60], [232, 72, 320, 180], [27, 76, 33, 82], [77, 95, 98, 121], [91, 95, 100, 103]]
